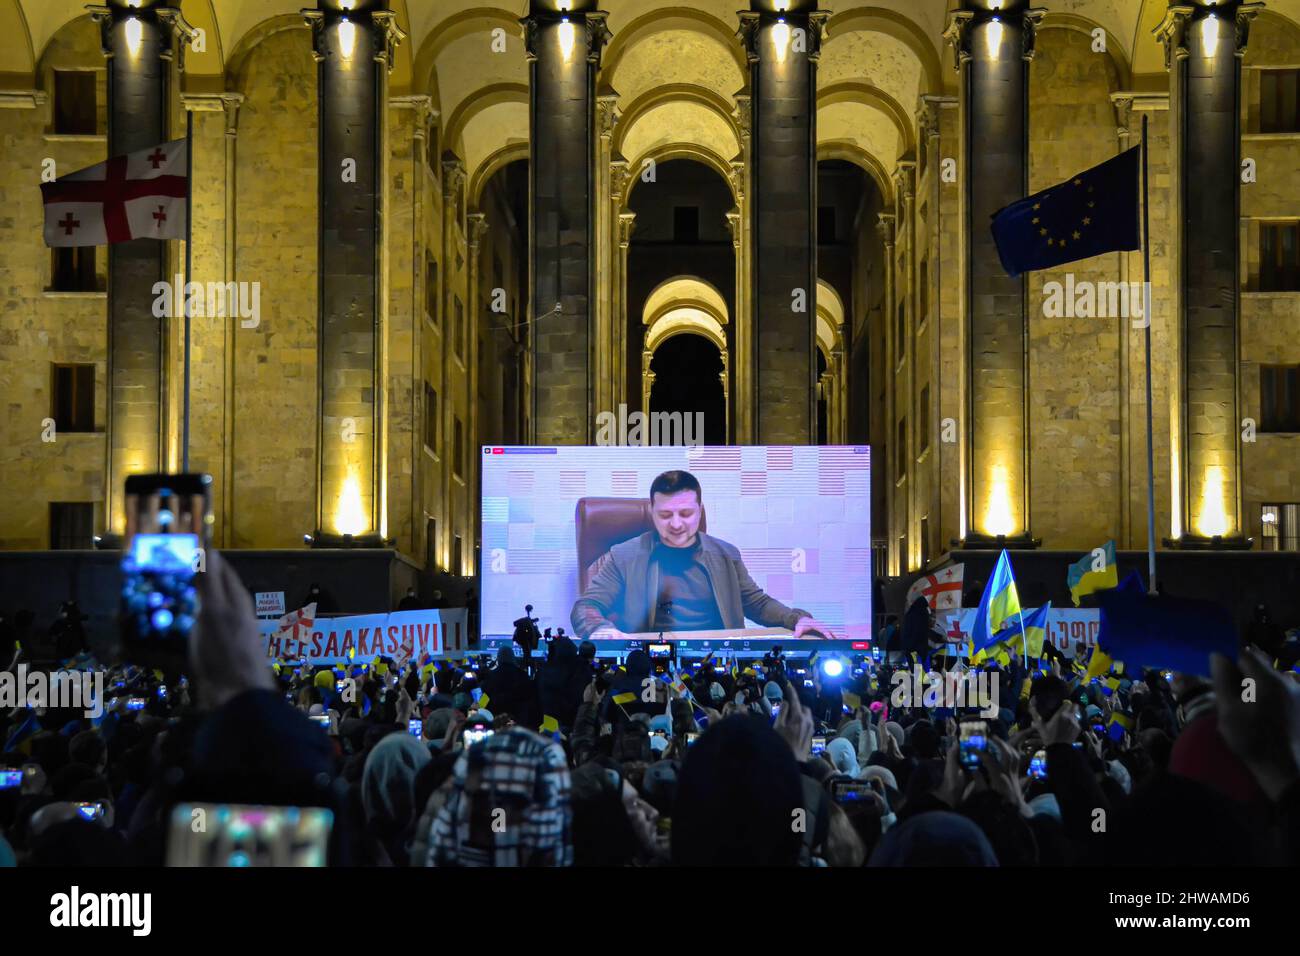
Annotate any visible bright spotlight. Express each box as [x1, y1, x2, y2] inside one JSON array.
[[821, 658, 844, 678]]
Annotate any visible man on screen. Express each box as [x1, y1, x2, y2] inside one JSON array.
[[571, 470, 836, 640]]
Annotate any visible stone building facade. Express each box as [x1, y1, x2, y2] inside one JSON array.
[[0, 0, 1296, 586]]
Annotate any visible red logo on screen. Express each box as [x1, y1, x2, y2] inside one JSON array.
[[492, 448, 503, 454], [851, 641, 870, 650]]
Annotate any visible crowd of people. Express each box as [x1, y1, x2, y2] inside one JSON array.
[[2, 550, 1298, 867]]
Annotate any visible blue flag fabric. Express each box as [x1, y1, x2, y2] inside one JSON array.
[[970, 550, 1021, 654], [1097, 590, 1236, 678], [990, 146, 1140, 278]]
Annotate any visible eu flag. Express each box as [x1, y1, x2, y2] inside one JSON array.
[[1096, 590, 1236, 678], [990, 147, 1140, 278]]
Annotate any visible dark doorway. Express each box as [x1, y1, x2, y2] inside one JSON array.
[[648, 334, 726, 445]]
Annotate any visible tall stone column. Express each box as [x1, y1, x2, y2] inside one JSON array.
[[1157, 1, 1260, 547], [594, 93, 619, 419], [523, 2, 609, 444], [302, 1, 403, 544], [725, 203, 744, 442], [89, 0, 182, 532], [728, 101, 752, 443], [877, 212, 897, 572], [614, 201, 635, 412], [944, 0, 1043, 548], [738, 3, 827, 444]]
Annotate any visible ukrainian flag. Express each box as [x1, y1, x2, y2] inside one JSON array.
[[970, 550, 1022, 655], [1106, 710, 1133, 742], [612, 691, 637, 706], [1083, 646, 1114, 683], [540, 714, 560, 734], [1067, 540, 1119, 606], [999, 602, 1052, 660]]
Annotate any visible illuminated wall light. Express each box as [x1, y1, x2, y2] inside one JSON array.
[[335, 471, 368, 536], [124, 16, 143, 57], [984, 463, 1015, 537], [339, 0, 356, 9], [558, 18, 576, 60], [984, 18, 1003, 58], [775, 0, 790, 11], [1196, 466, 1229, 538], [1199, 13, 1220, 56], [772, 20, 790, 63], [338, 18, 356, 59]]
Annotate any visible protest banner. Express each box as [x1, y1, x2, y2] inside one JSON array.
[[939, 607, 1100, 658], [261, 608, 469, 664]]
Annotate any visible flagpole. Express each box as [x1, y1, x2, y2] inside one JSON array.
[[182, 109, 193, 473], [1140, 115, 1157, 595]]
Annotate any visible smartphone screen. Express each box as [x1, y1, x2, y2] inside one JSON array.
[[685, 732, 699, 746], [959, 720, 988, 769], [407, 718, 422, 737], [121, 474, 211, 662], [125, 697, 146, 712], [1028, 749, 1048, 780], [166, 804, 333, 867], [463, 726, 493, 747], [810, 735, 827, 755], [73, 802, 105, 823], [831, 780, 872, 803], [0, 770, 22, 790], [310, 715, 330, 731]]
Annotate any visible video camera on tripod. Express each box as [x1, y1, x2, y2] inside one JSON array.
[[512, 604, 542, 655]]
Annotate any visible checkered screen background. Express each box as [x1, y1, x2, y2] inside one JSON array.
[[480, 445, 873, 640]]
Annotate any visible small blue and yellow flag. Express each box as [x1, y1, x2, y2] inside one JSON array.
[[1106, 710, 1133, 742], [540, 715, 560, 734], [1083, 645, 1115, 683], [478, 692, 491, 709], [612, 691, 637, 706], [985, 603, 1052, 663], [970, 550, 1021, 655], [1067, 540, 1119, 606]]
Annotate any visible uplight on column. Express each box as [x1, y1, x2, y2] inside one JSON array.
[[335, 469, 368, 536], [983, 463, 1016, 537], [1196, 466, 1230, 538]]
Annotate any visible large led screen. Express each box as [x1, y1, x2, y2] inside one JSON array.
[[480, 445, 872, 642]]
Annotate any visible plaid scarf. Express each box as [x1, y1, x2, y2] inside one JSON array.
[[427, 727, 572, 867]]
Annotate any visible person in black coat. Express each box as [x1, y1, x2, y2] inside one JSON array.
[[479, 647, 541, 730]]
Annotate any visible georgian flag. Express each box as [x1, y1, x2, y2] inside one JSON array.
[[905, 562, 965, 612], [41, 138, 187, 247]]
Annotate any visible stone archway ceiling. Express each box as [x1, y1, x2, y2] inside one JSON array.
[[647, 308, 728, 354], [819, 30, 920, 121], [817, 100, 898, 166], [460, 99, 529, 182], [608, 29, 745, 106], [605, 0, 741, 38], [0, 0, 33, 75], [643, 276, 729, 325], [816, 278, 845, 329], [437, 29, 528, 149], [621, 100, 741, 169]]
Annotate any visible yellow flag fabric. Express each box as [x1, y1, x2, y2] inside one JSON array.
[[612, 691, 637, 706], [540, 715, 560, 733], [1084, 647, 1114, 683]]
